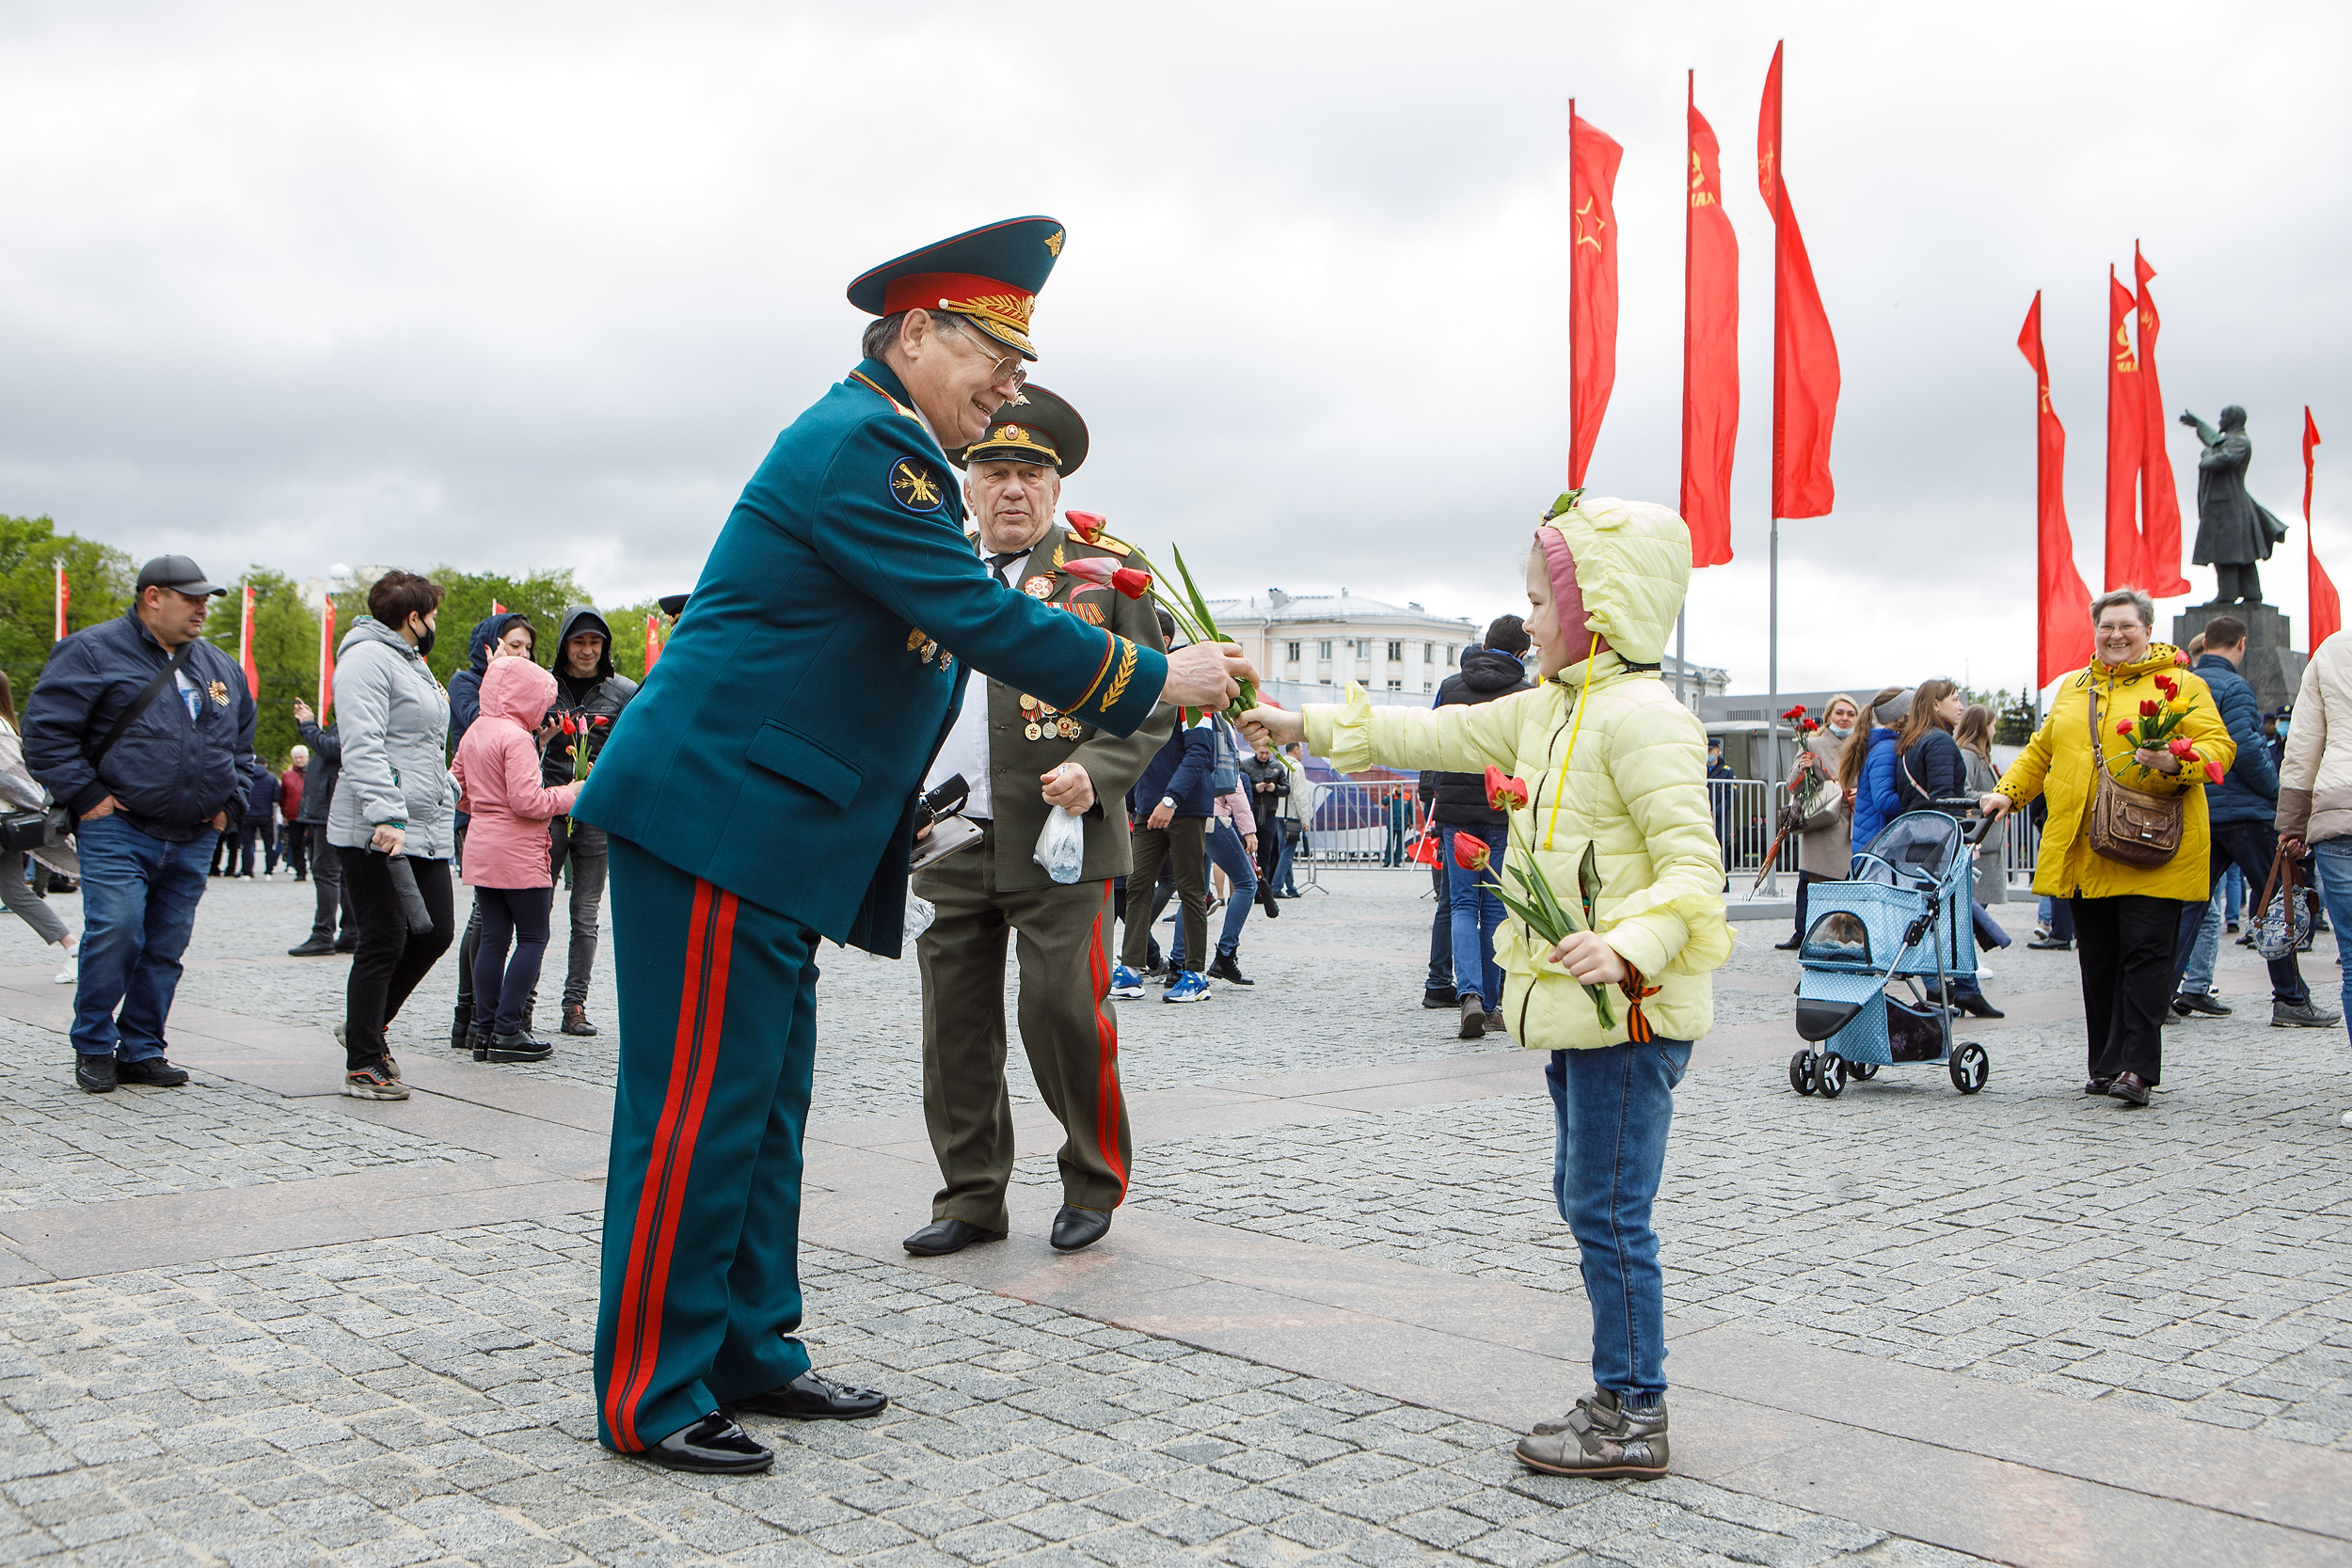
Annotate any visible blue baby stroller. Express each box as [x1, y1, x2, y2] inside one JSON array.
[[1788, 805, 1994, 1098]]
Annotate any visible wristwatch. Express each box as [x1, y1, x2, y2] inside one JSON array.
[[1159, 796, 1176, 809]]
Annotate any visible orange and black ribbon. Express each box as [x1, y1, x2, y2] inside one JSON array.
[[1618, 964, 1663, 1043]]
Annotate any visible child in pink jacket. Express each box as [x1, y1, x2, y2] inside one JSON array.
[[453, 657, 580, 1061]]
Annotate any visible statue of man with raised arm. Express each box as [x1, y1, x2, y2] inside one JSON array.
[[2182, 404, 2287, 604]]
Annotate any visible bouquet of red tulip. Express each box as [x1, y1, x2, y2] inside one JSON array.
[[558, 712, 608, 782], [1059, 511, 1258, 721], [1453, 765, 1614, 1028], [2113, 673, 2225, 785]]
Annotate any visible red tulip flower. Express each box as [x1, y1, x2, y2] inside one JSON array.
[[2153, 673, 2179, 699], [2138, 698, 2161, 718], [1485, 765, 1530, 812], [1452, 832, 1493, 872], [2167, 736, 2197, 760], [1063, 510, 1107, 543], [1061, 557, 1154, 600], [2203, 761, 2226, 784], [2116, 721, 2134, 736]]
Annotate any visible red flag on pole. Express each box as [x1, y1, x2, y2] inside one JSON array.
[[2020, 293, 2094, 688], [644, 610, 662, 675], [1681, 71, 1738, 567], [1567, 101, 1623, 490], [2104, 268, 2145, 590], [53, 566, 68, 641], [1756, 43, 1839, 519], [239, 586, 260, 698], [318, 594, 336, 718], [491, 600, 506, 614], [2310, 407, 2339, 651], [2133, 245, 2190, 597]]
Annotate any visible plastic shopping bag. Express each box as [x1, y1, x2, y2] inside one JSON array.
[[1034, 807, 1086, 884], [903, 891, 937, 945]]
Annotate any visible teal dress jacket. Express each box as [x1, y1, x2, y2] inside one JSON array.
[[573, 358, 1166, 956]]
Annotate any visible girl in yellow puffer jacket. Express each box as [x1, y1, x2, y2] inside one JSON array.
[[1243, 496, 1731, 1481]]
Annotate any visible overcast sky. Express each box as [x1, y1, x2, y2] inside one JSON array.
[[2, 0, 2347, 697]]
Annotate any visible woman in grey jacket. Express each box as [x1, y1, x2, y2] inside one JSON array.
[[330, 571, 457, 1099]]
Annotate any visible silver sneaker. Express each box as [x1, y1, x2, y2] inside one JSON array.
[[2272, 999, 2343, 1028], [1514, 1387, 1668, 1480]]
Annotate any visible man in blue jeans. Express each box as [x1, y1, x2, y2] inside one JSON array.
[[2168, 617, 2337, 1028], [1427, 619, 1533, 1037], [24, 557, 255, 1093]]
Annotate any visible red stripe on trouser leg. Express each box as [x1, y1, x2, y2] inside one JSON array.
[[603, 882, 737, 1449], [1088, 891, 1128, 1195], [604, 878, 711, 1449]]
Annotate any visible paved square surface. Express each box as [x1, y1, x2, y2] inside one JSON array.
[[2, 867, 2347, 1565]]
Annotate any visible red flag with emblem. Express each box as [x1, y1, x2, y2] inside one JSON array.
[[1681, 71, 1738, 568], [2133, 246, 2190, 596], [1756, 43, 1838, 519], [318, 593, 336, 717], [239, 586, 260, 698], [2105, 268, 2145, 590], [2310, 407, 2339, 650], [2021, 295, 2094, 687], [1568, 101, 1623, 490], [644, 610, 662, 675]]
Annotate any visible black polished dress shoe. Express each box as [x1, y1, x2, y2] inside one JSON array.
[[115, 1056, 189, 1087], [902, 1217, 1005, 1256], [725, 1370, 888, 1421], [75, 1054, 116, 1093], [2026, 938, 2073, 950], [641, 1413, 773, 1474], [2107, 1071, 2152, 1107], [2173, 992, 2233, 1017], [2084, 1078, 2112, 1096], [1050, 1204, 1112, 1252], [287, 937, 339, 958], [1772, 937, 1803, 951]]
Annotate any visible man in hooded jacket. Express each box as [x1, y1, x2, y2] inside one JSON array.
[[1429, 616, 1534, 1037], [542, 607, 637, 1037]]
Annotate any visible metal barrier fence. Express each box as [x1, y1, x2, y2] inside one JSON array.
[[1298, 776, 2042, 893]]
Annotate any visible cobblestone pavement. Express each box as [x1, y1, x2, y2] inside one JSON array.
[[0, 1013, 481, 1213], [1120, 935, 2352, 1451], [0, 1221, 1990, 1568], [6, 864, 2342, 1561], [154, 874, 1507, 1117]]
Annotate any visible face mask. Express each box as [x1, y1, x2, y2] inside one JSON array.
[[1827, 724, 1852, 739], [413, 623, 437, 658]]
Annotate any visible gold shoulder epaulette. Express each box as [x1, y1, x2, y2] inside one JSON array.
[[1074, 530, 1135, 559]]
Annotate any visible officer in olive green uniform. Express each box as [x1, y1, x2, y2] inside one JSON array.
[[906, 388, 1173, 1259]]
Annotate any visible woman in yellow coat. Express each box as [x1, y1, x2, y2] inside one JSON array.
[[1243, 497, 1730, 1481], [1980, 589, 2233, 1105]]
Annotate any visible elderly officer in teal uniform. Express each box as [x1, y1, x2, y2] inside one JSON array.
[[573, 217, 1251, 1475]]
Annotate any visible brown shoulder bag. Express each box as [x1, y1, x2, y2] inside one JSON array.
[[2083, 686, 2185, 868]]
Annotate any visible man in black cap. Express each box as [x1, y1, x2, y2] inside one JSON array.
[[906, 388, 1173, 1261], [24, 556, 257, 1093]]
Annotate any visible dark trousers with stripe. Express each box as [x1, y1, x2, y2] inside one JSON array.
[[595, 835, 818, 1452], [914, 821, 1130, 1231]]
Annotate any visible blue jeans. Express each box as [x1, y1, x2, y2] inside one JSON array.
[[72, 814, 213, 1061], [1275, 822, 1299, 895], [1440, 823, 1508, 1009], [2170, 821, 2309, 1005], [2178, 887, 2225, 995], [2306, 840, 2352, 1040], [1547, 1039, 1692, 1404], [1169, 818, 1256, 968], [2222, 863, 2244, 925]]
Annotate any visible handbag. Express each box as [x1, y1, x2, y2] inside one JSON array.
[[2249, 845, 2313, 960], [2083, 688, 2185, 868], [0, 805, 71, 852]]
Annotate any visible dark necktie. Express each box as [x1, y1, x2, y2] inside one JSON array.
[[987, 552, 1025, 588]]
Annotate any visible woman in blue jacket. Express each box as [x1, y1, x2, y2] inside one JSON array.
[[1843, 687, 1910, 847], [1891, 678, 2005, 1019]]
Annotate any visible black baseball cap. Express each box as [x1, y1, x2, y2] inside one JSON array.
[[134, 555, 228, 596]]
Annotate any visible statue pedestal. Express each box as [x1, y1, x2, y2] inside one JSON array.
[[2171, 601, 2297, 713]]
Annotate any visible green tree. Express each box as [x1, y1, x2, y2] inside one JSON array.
[[0, 515, 135, 706], [600, 600, 673, 683], [421, 567, 589, 685]]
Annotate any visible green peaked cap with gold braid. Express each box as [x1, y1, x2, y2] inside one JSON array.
[[952, 385, 1089, 477]]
